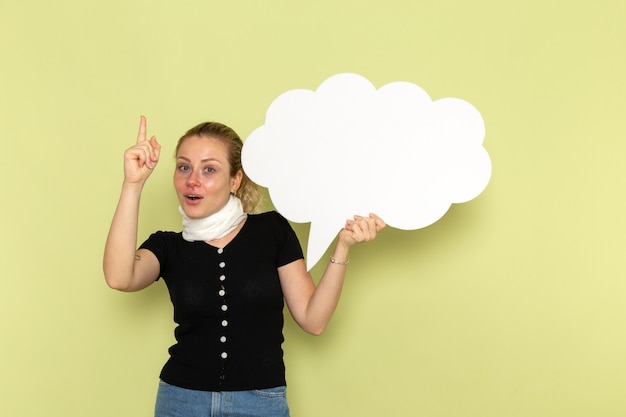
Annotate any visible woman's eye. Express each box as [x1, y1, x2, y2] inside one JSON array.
[[204, 167, 216, 173], [178, 165, 190, 172]]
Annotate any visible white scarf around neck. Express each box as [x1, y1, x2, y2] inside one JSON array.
[[179, 194, 247, 242]]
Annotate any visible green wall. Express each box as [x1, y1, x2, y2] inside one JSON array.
[[2, 1, 625, 416]]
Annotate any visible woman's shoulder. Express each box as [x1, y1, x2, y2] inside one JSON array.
[[248, 210, 289, 223], [243, 211, 302, 256], [147, 230, 182, 238], [246, 211, 293, 231], [141, 230, 183, 246]]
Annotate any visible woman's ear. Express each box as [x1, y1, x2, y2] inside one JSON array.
[[231, 170, 243, 193]]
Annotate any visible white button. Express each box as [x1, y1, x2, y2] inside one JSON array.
[[219, 261, 226, 268], [221, 320, 228, 327], [221, 352, 228, 359], [217, 248, 223, 254], [218, 289, 226, 296], [220, 336, 227, 343], [221, 305, 228, 311], [219, 275, 226, 281]]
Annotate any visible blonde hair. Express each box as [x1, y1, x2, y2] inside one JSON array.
[[176, 122, 261, 213]]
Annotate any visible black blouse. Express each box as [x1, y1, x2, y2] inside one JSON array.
[[140, 211, 304, 391]]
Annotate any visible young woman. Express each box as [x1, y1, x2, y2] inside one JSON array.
[[104, 116, 385, 417]]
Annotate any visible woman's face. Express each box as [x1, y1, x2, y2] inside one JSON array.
[[174, 135, 242, 219]]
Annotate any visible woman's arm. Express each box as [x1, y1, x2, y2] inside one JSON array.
[[279, 214, 385, 335], [103, 116, 162, 292]]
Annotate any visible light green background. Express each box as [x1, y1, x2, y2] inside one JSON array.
[[2, 1, 625, 416]]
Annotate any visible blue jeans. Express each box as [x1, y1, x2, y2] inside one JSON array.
[[154, 380, 290, 417]]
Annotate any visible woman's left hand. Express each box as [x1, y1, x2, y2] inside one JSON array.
[[338, 213, 386, 248]]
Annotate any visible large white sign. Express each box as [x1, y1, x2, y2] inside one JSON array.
[[243, 73, 491, 270]]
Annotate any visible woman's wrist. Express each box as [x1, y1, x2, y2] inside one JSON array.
[[330, 244, 350, 265], [122, 180, 146, 193], [329, 256, 349, 265]]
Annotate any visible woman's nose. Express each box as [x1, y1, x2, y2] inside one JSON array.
[[186, 170, 200, 186]]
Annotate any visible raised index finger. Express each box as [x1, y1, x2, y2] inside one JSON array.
[[136, 115, 147, 144]]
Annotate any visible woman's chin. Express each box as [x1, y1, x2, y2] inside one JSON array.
[[180, 205, 204, 219]]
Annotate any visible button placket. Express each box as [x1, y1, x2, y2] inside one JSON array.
[[217, 247, 229, 385]]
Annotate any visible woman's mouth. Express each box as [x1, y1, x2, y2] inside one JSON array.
[[185, 194, 204, 203]]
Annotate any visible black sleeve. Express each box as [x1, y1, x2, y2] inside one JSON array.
[[138, 231, 172, 279], [270, 212, 304, 267]]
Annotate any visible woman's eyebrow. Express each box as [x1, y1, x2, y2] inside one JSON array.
[[176, 156, 222, 164]]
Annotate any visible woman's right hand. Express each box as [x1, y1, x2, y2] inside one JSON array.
[[123, 116, 161, 184]]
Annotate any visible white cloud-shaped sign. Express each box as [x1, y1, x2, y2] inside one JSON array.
[[242, 73, 491, 270]]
